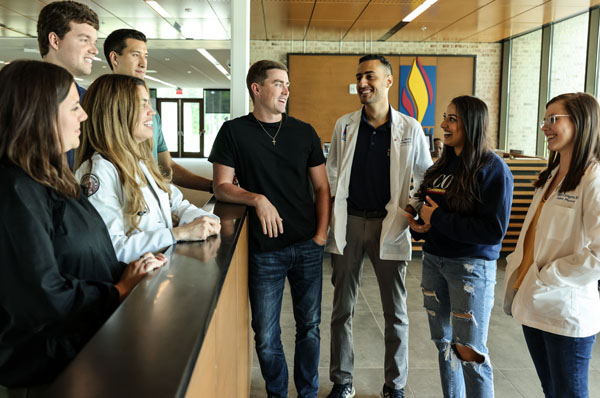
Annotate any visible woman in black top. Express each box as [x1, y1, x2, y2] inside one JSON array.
[[0, 60, 166, 389]]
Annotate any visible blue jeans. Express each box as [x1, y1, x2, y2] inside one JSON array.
[[421, 252, 496, 398], [249, 238, 323, 398], [523, 325, 596, 398]]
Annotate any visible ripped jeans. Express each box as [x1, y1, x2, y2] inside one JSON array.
[[421, 252, 496, 398]]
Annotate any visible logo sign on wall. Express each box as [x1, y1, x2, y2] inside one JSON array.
[[399, 57, 436, 148]]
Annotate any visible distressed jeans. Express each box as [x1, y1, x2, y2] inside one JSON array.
[[249, 238, 324, 398], [421, 252, 496, 398]]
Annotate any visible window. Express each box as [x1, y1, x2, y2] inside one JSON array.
[[507, 30, 542, 155], [549, 12, 589, 98]]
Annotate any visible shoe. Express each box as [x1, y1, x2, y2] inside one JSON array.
[[381, 384, 404, 398], [327, 382, 355, 398]]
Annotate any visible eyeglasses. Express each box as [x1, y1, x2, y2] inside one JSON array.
[[540, 114, 570, 129]]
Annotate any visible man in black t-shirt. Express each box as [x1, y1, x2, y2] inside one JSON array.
[[209, 60, 330, 398]]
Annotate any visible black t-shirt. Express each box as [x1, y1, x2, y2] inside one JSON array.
[[209, 113, 325, 252]]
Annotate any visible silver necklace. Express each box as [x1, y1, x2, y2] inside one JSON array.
[[256, 118, 282, 145]]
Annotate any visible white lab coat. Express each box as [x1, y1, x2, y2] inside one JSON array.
[[503, 162, 600, 337], [326, 107, 433, 261], [75, 152, 218, 263]]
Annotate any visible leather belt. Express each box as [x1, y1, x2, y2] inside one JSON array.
[[347, 208, 387, 218]]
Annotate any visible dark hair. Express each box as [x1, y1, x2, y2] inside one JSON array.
[[359, 54, 392, 75], [246, 60, 288, 102], [0, 60, 79, 197], [416, 95, 492, 214], [103, 29, 148, 71], [37, 1, 99, 57], [535, 92, 600, 192]]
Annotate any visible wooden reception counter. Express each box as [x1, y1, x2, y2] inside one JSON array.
[[40, 200, 251, 398]]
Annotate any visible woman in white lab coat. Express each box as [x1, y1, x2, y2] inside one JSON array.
[[503, 92, 600, 397], [75, 74, 220, 263]]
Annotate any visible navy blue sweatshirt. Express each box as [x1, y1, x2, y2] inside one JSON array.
[[412, 152, 513, 260]]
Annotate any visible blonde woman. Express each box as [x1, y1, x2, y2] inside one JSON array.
[[75, 74, 220, 263], [503, 92, 600, 397]]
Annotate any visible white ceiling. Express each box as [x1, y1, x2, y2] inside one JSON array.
[[0, 0, 232, 89]]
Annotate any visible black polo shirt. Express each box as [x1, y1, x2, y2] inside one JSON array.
[[347, 107, 391, 212]]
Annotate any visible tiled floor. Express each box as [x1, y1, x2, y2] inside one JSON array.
[[250, 254, 600, 398]]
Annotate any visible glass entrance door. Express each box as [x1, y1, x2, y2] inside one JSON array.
[[156, 98, 205, 157]]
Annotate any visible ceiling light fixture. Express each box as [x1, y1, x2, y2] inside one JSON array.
[[23, 48, 40, 54], [145, 1, 171, 18], [402, 0, 437, 22], [145, 75, 176, 88], [378, 0, 438, 41], [197, 48, 231, 80]]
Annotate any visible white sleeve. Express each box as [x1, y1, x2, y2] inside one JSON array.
[[326, 119, 343, 197], [80, 159, 175, 263], [409, 124, 433, 209], [169, 184, 219, 226]]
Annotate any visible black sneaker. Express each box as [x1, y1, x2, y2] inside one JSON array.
[[381, 384, 404, 398], [327, 382, 356, 398]]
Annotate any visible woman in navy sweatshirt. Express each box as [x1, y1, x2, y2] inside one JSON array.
[[406, 96, 513, 398]]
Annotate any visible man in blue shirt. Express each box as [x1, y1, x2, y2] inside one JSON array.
[[103, 29, 213, 193], [37, 1, 100, 169]]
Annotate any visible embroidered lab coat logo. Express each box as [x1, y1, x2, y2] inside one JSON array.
[[80, 173, 100, 197]]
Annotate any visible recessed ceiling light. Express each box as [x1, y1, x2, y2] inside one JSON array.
[[145, 75, 176, 88], [93, 56, 102, 61], [403, 0, 437, 22], [187, 70, 191, 74], [23, 48, 40, 54], [197, 48, 231, 80], [145, 1, 171, 18], [146, 69, 157, 73], [165, 58, 170, 61]]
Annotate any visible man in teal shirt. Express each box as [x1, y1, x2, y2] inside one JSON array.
[[104, 28, 212, 193]]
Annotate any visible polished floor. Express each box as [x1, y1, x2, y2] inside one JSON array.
[[249, 254, 600, 398]]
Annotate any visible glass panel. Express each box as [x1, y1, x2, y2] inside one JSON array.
[[204, 90, 230, 155], [549, 12, 589, 98], [183, 102, 201, 153], [507, 30, 542, 156], [160, 102, 179, 152]]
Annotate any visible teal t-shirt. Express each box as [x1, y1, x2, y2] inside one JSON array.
[[152, 113, 168, 161]]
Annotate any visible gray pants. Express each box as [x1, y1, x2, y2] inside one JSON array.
[[329, 215, 409, 390]]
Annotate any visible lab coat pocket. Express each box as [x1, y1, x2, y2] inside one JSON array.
[[545, 205, 575, 241], [528, 265, 574, 320]]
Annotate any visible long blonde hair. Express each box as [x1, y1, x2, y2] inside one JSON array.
[[76, 74, 171, 233]]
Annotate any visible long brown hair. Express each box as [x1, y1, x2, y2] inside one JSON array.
[[535, 92, 600, 191], [76, 74, 171, 233], [0, 60, 79, 197], [416, 96, 493, 214]]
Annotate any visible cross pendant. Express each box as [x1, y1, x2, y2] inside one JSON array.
[[272, 139, 276, 145]]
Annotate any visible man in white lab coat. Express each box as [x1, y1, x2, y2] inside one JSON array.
[[326, 55, 432, 398]]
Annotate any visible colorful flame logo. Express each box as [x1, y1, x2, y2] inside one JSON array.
[[401, 58, 434, 124]]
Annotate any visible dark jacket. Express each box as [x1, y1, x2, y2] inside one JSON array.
[[0, 165, 125, 388]]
